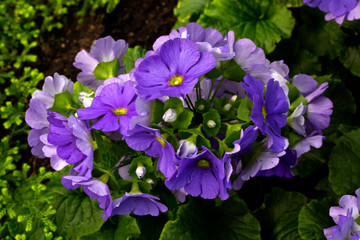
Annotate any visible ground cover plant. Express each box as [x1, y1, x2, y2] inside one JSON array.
[[2, 0, 360, 239]]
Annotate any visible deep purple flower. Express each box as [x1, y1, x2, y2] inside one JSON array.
[[61, 175, 113, 221], [77, 81, 138, 135], [44, 113, 93, 177], [134, 38, 216, 100], [324, 188, 360, 239], [165, 147, 229, 200], [234, 38, 271, 84], [256, 148, 297, 178], [73, 36, 128, 90], [153, 22, 235, 62], [292, 74, 333, 135], [112, 192, 168, 216], [123, 124, 176, 178], [241, 74, 289, 152]]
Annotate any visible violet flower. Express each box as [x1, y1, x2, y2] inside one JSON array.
[[77, 81, 138, 135], [241, 74, 289, 152], [165, 147, 229, 200], [112, 192, 168, 216], [61, 175, 113, 221], [123, 124, 177, 178], [134, 38, 216, 100], [73, 36, 128, 90]]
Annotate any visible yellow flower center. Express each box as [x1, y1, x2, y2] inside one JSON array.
[[197, 159, 211, 168], [156, 136, 166, 147], [168, 74, 184, 86], [112, 107, 128, 115]]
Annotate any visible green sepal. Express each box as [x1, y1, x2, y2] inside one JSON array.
[[152, 99, 165, 124], [287, 82, 300, 102], [237, 97, 253, 122], [289, 95, 307, 112], [93, 58, 120, 80], [123, 46, 146, 73], [72, 81, 94, 108], [178, 126, 211, 149], [51, 91, 74, 117], [164, 97, 184, 112], [202, 109, 221, 136], [171, 109, 194, 130], [195, 98, 211, 113]]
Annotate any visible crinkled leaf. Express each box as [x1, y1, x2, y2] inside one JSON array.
[[237, 97, 252, 122], [329, 129, 360, 195], [197, 0, 295, 53], [123, 46, 147, 73], [47, 187, 104, 239], [174, 0, 212, 28], [298, 197, 335, 240], [172, 109, 194, 130], [93, 58, 120, 80], [256, 187, 307, 240], [203, 109, 221, 136], [160, 197, 261, 240]]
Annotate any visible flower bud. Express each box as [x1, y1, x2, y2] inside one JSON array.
[[223, 103, 232, 111], [136, 166, 146, 179], [207, 120, 217, 128], [162, 108, 177, 122], [79, 92, 94, 108], [230, 95, 238, 103], [198, 104, 205, 111], [177, 140, 197, 158]]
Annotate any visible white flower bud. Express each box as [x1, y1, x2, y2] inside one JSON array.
[[79, 92, 94, 108], [207, 120, 217, 128], [230, 95, 238, 103], [135, 166, 146, 179], [162, 108, 177, 122], [146, 178, 154, 185], [223, 103, 232, 111]]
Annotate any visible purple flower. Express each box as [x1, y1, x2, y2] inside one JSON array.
[[112, 192, 168, 216], [134, 38, 216, 100], [256, 148, 297, 178], [165, 147, 229, 200], [73, 36, 128, 89], [234, 38, 271, 84], [324, 188, 360, 239], [31, 73, 74, 109], [241, 74, 289, 152], [61, 175, 113, 221], [77, 81, 138, 135], [292, 74, 333, 135], [123, 124, 176, 178], [153, 22, 235, 62], [303, 0, 360, 24], [293, 134, 325, 157], [45, 113, 93, 177]]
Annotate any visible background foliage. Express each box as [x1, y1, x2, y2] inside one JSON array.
[[1, 0, 360, 239]]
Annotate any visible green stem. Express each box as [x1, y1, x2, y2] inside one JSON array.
[[130, 182, 141, 193]]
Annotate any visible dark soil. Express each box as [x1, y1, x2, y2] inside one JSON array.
[[27, 0, 178, 174]]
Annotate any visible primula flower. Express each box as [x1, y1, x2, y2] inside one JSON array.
[[123, 124, 177, 178], [324, 188, 360, 239], [44, 113, 94, 177], [73, 36, 128, 90], [153, 22, 235, 62], [241, 74, 289, 152], [77, 81, 138, 135], [165, 147, 230, 200], [61, 175, 113, 221], [134, 38, 216, 100], [112, 192, 168, 216], [303, 0, 360, 24]]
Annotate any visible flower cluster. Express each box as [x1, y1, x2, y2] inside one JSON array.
[[303, 0, 360, 24], [324, 188, 360, 239], [25, 23, 333, 220]]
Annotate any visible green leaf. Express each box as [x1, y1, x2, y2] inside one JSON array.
[[72, 81, 94, 108], [173, 0, 213, 28], [164, 97, 184, 112], [106, 0, 121, 13], [197, 0, 295, 53], [340, 45, 360, 77], [256, 188, 307, 240], [81, 215, 141, 240], [51, 91, 74, 116], [160, 197, 261, 240], [172, 109, 194, 130], [202, 109, 221, 136], [93, 58, 120, 80], [329, 129, 360, 195], [298, 197, 335, 240], [178, 126, 211, 149], [237, 97, 252, 122], [123, 46, 147, 73], [274, 0, 303, 7], [152, 99, 165, 124], [48, 187, 104, 239]]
